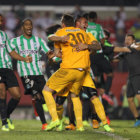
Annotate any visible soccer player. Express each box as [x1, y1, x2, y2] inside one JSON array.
[[42, 14, 97, 131], [51, 15, 115, 132], [7, 18, 53, 130], [114, 34, 140, 127], [0, 14, 32, 131]]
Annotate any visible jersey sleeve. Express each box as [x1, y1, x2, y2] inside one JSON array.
[[6, 38, 17, 53], [39, 38, 50, 53], [99, 25, 105, 40]]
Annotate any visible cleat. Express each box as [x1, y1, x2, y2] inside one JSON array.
[[106, 116, 111, 125], [1, 124, 10, 131], [65, 124, 76, 130], [103, 124, 114, 132], [41, 123, 48, 130], [56, 120, 64, 131], [134, 120, 140, 127], [7, 118, 15, 130], [92, 120, 99, 129], [83, 120, 90, 127], [42, 104, 48, 112], [45, 120, 60, 131], [76, 127, 85, 131], [102, 94, 114, 106]]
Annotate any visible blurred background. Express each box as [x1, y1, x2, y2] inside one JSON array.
[[0, 0, 140, 121]]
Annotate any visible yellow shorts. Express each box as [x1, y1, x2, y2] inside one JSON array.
[[82, 72, 96, 89], [58, 71, 96, 97], [46, 68, 86, 95]]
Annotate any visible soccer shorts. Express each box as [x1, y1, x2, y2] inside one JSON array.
[[21, 75, 46, 96], [90, 53, 112, 76], [127, 75, 140, 98], [57, 71, 96, 97], [46, 68, 86, 95], [0, 68, 19, 88]]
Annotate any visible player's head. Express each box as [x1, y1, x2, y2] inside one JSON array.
[[0, 14, 4, 30], [88, 11, 97, 22], [61, 14, 74, 28], [75, 15, 88, 31], [46, 24, 61, 36], [125, 34, 135, 46], [21, 18, 33, 36], [104, 29, 110, 40]]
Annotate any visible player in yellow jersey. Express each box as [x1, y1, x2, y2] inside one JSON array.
[[48, 15, 114, 132], [42, 14, 96, 131]]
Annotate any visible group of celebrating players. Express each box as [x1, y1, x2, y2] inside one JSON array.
[[0, 10, 140, 133]]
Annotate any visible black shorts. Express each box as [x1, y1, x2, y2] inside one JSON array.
[[90, 53, 112, 76], [21, 75, 46, 96], [127, 75, 140, 98], [0, 68, 19, 88]]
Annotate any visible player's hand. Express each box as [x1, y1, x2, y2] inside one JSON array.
[[76, 43, 88, 52], [60, 35, 70, 43], [24, 55, 32, 63], [123, 47, 131, 52], [47, 50, 55, 59]]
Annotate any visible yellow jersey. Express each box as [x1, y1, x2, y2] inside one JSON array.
[[54, 27, 95, 70]]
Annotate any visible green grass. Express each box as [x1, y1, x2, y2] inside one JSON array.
[[0, 120, 140, 140]]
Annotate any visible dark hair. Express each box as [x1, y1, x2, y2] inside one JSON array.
[[104, 29, 110, 38], [88, 11, 97, 20], [21, 18, 32, 26], [83, 13, 89, 20], [46, 24, 61, 36], [126, 34, 135, 40], [61, 14, 74, 27]]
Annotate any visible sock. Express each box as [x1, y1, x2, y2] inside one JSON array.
[[71, 97, 83, 129], [91, 97, 107, 125], [35, 99, 46, 124], [67, 96, 75, 126], [56, 105, 64, 120], [42, 90, 58, 121], [105, 76, 112, 94], [32, 99, 38, 117], [7, 98, 20, 118], [0, 99, 7, 125]]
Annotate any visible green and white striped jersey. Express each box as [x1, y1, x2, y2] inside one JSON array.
[[7, 35, 50, 76], [0, 30, 12, 69]]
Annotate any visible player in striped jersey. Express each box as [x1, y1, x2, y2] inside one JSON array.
[[7, 18, 54, 130], [0, 14, 32, 131]]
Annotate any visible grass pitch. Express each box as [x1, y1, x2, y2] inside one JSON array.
[[0, 120, 140, 140]]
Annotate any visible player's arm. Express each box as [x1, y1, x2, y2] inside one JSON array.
[[9, 51, 32, 63], [76, 42, 100, 53], [113, 47, 131, 53], [7, 40, 32, 63], [48, 34, 69, 43], [54, 42, 62, 58]]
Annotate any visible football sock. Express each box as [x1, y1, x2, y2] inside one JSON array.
[[35, 99, 46, 124], [91, 97, 107, 125], [67, 98, 75, 126], [56, 105, 64, 120], [105, 76, 112, 94], [32, 99, 38, 117], [0, 99, 7, 125], [71, 97, 83, 128], [43, 90, 58, 121], [7, 98, 19, 118]]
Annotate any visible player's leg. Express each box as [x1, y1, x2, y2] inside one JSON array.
[[0, 83, 9, 131], [127, 77, 140, 126], [4, 70, 21, 130], [65, 94, 76, 130]]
